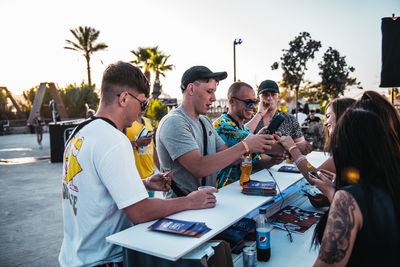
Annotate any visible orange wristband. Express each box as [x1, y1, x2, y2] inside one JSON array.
[[242, 140, 250, 153]]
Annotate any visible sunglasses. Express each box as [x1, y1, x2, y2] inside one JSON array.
[[232, 97, 259, 108], [117, 92, 149, 111]]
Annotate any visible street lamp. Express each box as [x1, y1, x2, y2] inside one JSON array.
[[233, 38, 242, 82]]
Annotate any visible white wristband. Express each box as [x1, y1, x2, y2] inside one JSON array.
[[295, 155, 307, 166]]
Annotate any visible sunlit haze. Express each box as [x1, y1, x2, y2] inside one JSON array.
[[1, 0, 398, 100]]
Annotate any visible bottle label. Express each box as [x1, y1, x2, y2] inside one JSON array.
[[256, 229, 270, 250]]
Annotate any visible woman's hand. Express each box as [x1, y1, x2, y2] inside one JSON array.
[[279, 136, 296, 150], [309, 169, 336, 203]]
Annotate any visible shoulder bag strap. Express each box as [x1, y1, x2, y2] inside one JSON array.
[[170, 117, 209, 197], [199, 118, 208, 186], [66, 116, 117, 144]]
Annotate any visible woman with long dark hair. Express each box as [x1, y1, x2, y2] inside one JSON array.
[[279, 98, 355, 202], [352, 90, 400, 150], [312, 109, 400, 266]]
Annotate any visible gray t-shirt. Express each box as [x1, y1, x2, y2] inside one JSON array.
[[156, 107, 226, 198]]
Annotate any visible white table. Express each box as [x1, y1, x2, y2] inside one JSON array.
[[233, 196, 325, 267], [106, 151, 328, 263]]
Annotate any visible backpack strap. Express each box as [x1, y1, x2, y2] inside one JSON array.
[[66, 116, 117, 144], [199, 118, 208, 186]]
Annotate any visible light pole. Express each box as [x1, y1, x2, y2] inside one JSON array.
[[233, 38, 242, 82]]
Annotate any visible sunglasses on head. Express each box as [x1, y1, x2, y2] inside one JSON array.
[[232, 97, 259, 108], [117, 91, 149, 111]]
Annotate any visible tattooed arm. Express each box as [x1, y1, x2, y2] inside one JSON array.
[[313, 190, 363, 267]]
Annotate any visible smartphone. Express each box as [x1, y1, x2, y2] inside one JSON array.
[[264, 114, 285, 134], [308, 171, 319, 179], [162, 170, 171, 177], [145, 131, 154, 137]]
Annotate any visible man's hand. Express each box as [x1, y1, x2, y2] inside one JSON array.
[[257, 100, 269, 118], [296, 140, 313, 155], [136, 136, 152, 147], [266, 153, 285, 168], [243, 134, 276, 154], [186, 188, 218, 209], [145, 171, 172, 191]]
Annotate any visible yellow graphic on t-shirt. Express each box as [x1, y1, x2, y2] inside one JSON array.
[[63, 136, 83, 192]]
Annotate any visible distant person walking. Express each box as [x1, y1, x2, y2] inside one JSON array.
[[32, 111, 45, 149]]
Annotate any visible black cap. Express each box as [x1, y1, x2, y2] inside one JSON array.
[[258, 80, 279, 95], [181, 66, 228, 92]]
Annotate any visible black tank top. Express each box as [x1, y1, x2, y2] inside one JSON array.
[[341, 184, 400, 266]]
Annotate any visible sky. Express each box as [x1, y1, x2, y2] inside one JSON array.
[[1, 0, 399, 100]]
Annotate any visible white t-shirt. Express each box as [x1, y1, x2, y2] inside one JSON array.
[[59, 119, 148, 267]]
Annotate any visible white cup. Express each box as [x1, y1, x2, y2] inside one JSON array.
[[198, 185, 216, 195]]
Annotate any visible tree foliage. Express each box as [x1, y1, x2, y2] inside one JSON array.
[[21, 83, 99, 119], [145, 99, 168, 127], [131, 46, 174, 99], [130, 46, 157, 83], [317, 47, 362, 101], [65, 26, 108, 86], [60, 83, 100, 118], [0, 90, 14, 120], [149, 49, 174, 99], [272, 32, 321, 91]]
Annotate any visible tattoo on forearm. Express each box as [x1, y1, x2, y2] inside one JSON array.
[[319, 192, 355, 264]]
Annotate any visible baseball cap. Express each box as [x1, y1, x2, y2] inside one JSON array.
[[258, 80, 279, 94], [180, 66, 228, 91]]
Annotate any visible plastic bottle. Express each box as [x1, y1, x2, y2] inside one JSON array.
[[255, 207, 271, 262], [240, 154, 252, 185]]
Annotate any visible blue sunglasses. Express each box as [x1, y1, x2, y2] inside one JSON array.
[[232, 97, 259, 108]]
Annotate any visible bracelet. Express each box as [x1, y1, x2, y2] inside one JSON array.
[[294, 155, 307, 166], [288, 145, 297, 154], [242, 140, 250, 153]]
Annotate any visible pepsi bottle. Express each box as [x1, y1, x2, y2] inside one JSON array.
[[255, 207, 271, 261]]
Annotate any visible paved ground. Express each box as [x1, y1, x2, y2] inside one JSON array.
[[0, 133, 63, 267], [0, 133, 164, 267]]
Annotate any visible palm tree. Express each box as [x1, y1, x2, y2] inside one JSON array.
[[130, 46, 158, 85], [149, 51, 174, 99], [64, 26, 108, 87]]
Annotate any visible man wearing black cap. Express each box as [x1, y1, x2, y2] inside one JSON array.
[[245, 79, 312, 155], [157, 66, 276, 197]]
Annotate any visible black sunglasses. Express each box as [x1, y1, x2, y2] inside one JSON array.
[[231, 97, 259, 108], [117, 92, 149, 111]]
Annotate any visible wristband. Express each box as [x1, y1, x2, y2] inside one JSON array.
[[295, 155, 307, 166], [288, 145, 297, 154], [242, 140, 250, 153]]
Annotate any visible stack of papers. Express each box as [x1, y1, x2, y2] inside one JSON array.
[[241, 180, 277, 196], [215, 218, 256, 254], [148, 218, 211, 238], [270, 205, 323, 234]]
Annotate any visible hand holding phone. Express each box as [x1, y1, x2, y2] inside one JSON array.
[[264, 114, 285, 134], [308, 171, 320, 180], [145, 131, 154, 137]]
